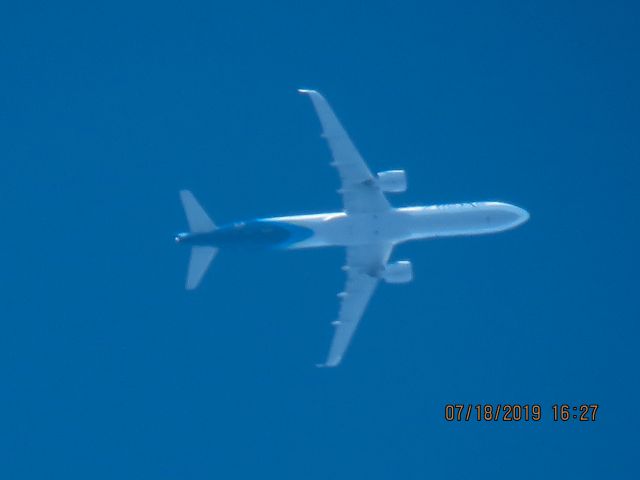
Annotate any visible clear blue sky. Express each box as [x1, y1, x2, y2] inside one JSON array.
[[1, 1, 638, 478]]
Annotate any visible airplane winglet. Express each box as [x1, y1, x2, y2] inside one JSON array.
[[315, 362, 337, 368]]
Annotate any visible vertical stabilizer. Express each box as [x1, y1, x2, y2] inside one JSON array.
[[180, 190, 216, 233], [186, 246, 218, 290]]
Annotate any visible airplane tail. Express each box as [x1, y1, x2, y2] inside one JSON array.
[[179, 190, 218, 290]]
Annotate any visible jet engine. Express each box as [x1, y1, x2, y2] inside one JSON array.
[[376, 170, 407, 193], [382, 260, 413, 283]]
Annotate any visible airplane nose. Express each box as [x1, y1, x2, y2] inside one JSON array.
[[502, 205, 529, 228], [486, 203, 529, 230], [512, 206, 530, 226]]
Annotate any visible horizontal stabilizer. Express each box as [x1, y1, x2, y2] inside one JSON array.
[[186, 246, 218, 290], [180, 190, 216, 233]]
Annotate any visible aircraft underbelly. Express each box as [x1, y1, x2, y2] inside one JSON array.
[[181, 207, 522, 252], [269, 202, 527, 249], [398, 203, 529, 240], [277, 211, 409, 249]]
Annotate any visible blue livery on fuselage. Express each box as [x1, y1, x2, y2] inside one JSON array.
[[176, 219, 314, 249]]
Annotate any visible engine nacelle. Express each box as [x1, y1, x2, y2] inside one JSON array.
[[382, 260, 413, 284], [376, 170, 407, 193]]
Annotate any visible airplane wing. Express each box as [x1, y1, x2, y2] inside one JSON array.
[[320, 242, 394, 367], [299, 89, 391, 214]]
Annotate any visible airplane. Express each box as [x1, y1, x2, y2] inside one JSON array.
[[175, 89, 529, 367]]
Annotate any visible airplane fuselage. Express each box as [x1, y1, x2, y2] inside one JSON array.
[[175, 201, 529, 250]]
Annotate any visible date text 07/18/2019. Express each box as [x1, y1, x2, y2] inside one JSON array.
[[444, 404, 599, 422]]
